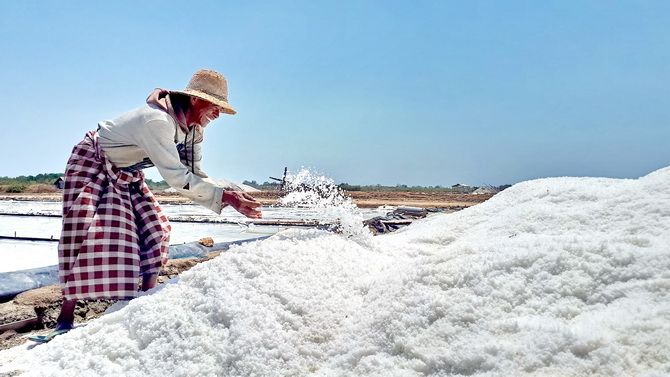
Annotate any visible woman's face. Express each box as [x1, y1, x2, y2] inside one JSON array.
[[188, 97, 222, 127]]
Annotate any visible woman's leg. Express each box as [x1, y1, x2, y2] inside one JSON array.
[[141, 273, 158, 291], [54, 273, 156, 331], [55, 299, 77, 330], [28, 300, 75, 342]]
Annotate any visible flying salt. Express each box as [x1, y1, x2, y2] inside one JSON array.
[[277, 169, 372, 243]]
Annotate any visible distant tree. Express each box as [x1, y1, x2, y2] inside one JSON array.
[[5, 184, 27, 193], [243, 180, 262, 189], [338, 183, 362, 191], [0, 173, 62, 185], [144, 179, 169, 190]]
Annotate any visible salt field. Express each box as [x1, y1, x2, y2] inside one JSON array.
[[1, 167, 668, 376], [0, 240, 60, 273], [0, 201, 388, 273], [2, 0, 668, 374]]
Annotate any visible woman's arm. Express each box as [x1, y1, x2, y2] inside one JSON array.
[[223, 191, 262, 218], [132, 119, 262, 218]]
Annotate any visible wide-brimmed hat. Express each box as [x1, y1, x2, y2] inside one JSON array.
[[171, 69, 236, 115]]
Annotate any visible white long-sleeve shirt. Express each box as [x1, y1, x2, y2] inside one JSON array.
[[97, 105, 226, 213]]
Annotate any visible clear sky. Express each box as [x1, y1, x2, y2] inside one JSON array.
[[1, 1, 668, 186]]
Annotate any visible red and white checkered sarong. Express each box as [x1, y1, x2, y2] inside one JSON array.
[[59, 131, 171, 300]]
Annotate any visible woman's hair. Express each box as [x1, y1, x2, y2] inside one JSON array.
[[169, 92, 192, 115]]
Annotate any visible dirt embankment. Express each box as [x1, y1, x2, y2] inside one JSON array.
[[343, 191, 493, 209], [0, 191, 493, 209]]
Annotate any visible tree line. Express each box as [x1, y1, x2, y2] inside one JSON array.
[[241, 180, 511, 193], [0, 173, 168, 193], [0, 174, 510, 194]]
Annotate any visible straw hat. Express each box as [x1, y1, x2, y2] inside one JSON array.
[[171, 69, 236, 115]]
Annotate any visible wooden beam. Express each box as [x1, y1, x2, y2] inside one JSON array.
[[0, 316, 39, 332]]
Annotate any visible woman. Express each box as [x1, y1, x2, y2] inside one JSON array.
[[31, 69, 261, 342]]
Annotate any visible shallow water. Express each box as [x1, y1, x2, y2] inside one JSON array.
[[0, 200, 388, 272]]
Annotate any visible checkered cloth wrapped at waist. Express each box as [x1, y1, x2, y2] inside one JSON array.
[[58, 130, 171, 300]]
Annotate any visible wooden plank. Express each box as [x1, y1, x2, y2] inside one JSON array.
[[378, 220, 413, 225], [0, 212, 60, 218], [0, 317, 39, 332], [0, 235, 58, 242]]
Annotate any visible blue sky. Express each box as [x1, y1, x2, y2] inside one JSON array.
[[1, 1, 668, 186]]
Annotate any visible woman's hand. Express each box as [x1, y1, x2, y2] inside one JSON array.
[[222, 191, 263, 218]]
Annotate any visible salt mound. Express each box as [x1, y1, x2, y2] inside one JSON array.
[[3, 168, 669, 376]]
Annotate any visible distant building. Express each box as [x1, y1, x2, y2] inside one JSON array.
[[451, 183, 474, 193], [53, 177, 64, 190], [472, 186, 498, 195]]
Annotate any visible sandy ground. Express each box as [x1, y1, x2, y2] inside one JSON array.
[[0, 190, 492, 209]]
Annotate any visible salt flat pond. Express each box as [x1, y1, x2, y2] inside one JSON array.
[[0, 200, 388, 272]]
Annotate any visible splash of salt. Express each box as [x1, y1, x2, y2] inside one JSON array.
[[276, 169, 372, 243]]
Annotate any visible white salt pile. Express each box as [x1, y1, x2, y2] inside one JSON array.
[[1, 167, 669, 376]]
